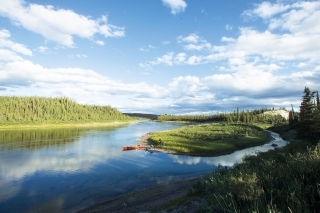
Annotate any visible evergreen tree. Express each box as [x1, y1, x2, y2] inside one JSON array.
[[297, 87, 315, 139], [312, 91, 320, 138]]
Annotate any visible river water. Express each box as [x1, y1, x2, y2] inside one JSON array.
[[0, 121, 287, 213]]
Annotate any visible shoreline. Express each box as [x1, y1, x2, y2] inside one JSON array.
[[76, 177, 203, 213], [0, 121, 135, 131]]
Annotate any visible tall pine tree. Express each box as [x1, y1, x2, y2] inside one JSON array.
[[297, 87, 315, 138], [311, 91, 320, 139]]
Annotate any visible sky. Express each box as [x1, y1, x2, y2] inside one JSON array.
[[0, 0, 320, 114]]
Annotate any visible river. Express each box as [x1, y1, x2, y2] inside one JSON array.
[[0, 121, 287, 213]]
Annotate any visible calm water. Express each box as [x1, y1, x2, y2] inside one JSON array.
[[0, 121, 287, 213]]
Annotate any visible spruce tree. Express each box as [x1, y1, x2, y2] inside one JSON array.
[[312, 91, 320, 138], [297, 87, 315, 138]]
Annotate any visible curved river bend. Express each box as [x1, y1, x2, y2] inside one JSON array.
[[0, 121, 287, 213]]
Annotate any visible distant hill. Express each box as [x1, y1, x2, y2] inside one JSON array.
[[263, 109, 289, 120], [124, 113, 158, 120]]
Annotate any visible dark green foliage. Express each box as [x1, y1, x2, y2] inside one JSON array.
[[157, 107, 287, 126], [297, 87, 320, 140], [157, 113, 225, 122], [297, 87, 315, 138], [289, 104, 299, 129], [0, 96, 131, 125]]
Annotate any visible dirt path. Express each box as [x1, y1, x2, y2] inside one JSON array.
[[76, 178, 201, 213]]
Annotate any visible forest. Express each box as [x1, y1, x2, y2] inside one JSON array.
[[0, 96, 131, 125], [157, 107, 287, 125]]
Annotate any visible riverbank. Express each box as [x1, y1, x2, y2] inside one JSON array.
[[0, 121, 135, 130], [76, 178, 203, 213]]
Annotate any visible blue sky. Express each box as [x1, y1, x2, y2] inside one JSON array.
[[0, 0, 319, 114]]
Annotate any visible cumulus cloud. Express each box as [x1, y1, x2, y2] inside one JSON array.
[[177, 33, 200, 43], [174, 52, 187, 64], [242, 1, 291, 19], [146, 1, 320, 71], [2, 1, 320, 114], [150, 52, 175, 66], [138, 1, 320, 113], [38, 46, 48, 53], [177, 33, 212, 51], [95, 40, 105, 46], [0, 29, 32, 61], [0, 60, 170, 108], [0, 0, 125, 47], [162, 0, 187, 14]]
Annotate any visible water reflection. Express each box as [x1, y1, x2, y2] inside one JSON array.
[[0, 125, 128, 204], [169, 131, 288, 167], [0, 122, 288, 213], [0, 126, 122, 151]]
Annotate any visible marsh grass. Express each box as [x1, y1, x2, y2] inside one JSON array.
[[149, 123, 268, 155], [192, 140, 320, 212]]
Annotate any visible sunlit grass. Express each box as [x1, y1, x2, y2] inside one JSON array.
[[192, 140, 320, 212], [149, 123, 268, 155]]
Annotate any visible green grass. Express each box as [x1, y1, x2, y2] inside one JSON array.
[[0, 120, 132, 130], [192, 140, 320, 213], [149, 123, 268, 155]]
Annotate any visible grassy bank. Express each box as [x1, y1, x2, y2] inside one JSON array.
[[148, 123, 269, 156], [192, 139, 320, 212], [0, 120, 133, 130]]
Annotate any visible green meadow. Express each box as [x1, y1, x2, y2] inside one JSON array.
[[149, 123, 269, 156]]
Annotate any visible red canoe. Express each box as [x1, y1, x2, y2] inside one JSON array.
[[122, 145, 145, 151]]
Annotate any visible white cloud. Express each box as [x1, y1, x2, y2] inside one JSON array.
[[177, 33, 199, 43], [150, 52, 174, 66], [297, 62, 307, 68], [268, 1, 320, 33], [0, 49, 23, 61], [187, 55, 203, 65], [174, 52, 187, 64], [243, 1, 291, 19], [68, 54, 87, 58], [0, 29, 32, 61], [0, 1, 125, 47], [95, 40, 105, 46], [225, 24, 233, 31], [139, 44, 156, 52], [0, 29, 32, 56], [38, 46, 48, 53], [184, 42, 212, 51], [0, 60, 170, 102], [162, 0, 187, 15], [177, 33, 212, 51]]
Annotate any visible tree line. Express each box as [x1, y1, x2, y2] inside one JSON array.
[[0, 96, 131, 124], [157, 107, 287, 125]]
